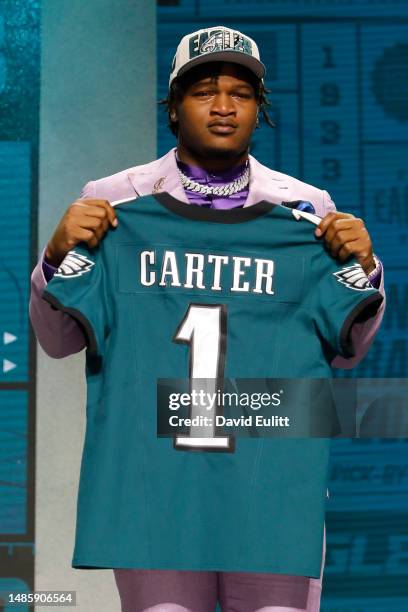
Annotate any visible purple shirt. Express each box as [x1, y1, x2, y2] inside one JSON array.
[[42, 258, 58, 282], [41, 157, 382, 289], [175, 150, 249, 210]]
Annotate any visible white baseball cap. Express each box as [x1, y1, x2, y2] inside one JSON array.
[[169, 26, 266, 89]]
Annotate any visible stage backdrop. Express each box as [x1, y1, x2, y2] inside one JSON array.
[[157, 2, 408, 612]]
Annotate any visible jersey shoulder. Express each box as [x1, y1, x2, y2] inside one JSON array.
[[289, 208, 322, 227], [269, 200, 322, 227]]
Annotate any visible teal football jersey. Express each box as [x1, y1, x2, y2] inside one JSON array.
[[42, 193, 382, 576]]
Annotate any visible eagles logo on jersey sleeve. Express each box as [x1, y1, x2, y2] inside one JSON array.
[[43, 245, 110, 358], [333, 264, 372, 291], [54, 250, 95, 278]]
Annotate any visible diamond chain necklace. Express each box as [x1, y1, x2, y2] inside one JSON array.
[[178, 163, 250, 196]]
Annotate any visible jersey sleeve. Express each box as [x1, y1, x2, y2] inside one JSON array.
[[306, 251, 384, 359], [41, 242, 112, 358]]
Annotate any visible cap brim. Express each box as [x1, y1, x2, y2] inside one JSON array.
[[176, 50, 265, 81]]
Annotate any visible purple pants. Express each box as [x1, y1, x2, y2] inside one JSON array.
[[113, 530, 325, 612]]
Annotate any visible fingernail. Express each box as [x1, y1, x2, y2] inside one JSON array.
[[113, 218, 118, 227], [315, 228, 321, 237]]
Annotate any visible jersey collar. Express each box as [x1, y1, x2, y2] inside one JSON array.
[[153, 192, 280, 223]]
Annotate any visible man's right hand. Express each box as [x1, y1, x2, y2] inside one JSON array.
[[44, 199, 118, 267]]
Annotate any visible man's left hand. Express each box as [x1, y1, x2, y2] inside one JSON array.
[[315, 212, 376, 276]]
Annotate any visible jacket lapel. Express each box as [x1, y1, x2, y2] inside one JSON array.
[[127, 147, 293, 208], [127, 147, 189, 203], [244, 155, 293, 207]]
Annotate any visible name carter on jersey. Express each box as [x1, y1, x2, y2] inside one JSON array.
[[140, 249, 275, 295]]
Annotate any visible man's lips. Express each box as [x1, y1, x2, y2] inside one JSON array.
[[207, 121, 237, 134]]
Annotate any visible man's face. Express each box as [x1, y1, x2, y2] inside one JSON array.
[[171, 62, 259, 162]]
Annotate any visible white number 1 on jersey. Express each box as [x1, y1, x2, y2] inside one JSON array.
[[172, 304, 235, 452]]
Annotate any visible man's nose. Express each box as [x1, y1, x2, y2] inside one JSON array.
[[210, 93, 236, 115]]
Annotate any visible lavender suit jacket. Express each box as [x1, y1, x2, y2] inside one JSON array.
[[30, 147, 385, 366]]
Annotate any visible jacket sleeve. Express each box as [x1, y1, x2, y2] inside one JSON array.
[[321, 189, 386, 369], [29, 181, 95, 358]]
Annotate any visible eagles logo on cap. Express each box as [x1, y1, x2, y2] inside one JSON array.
[[169, 26, 265, 89], [195, 30, 252, 56]]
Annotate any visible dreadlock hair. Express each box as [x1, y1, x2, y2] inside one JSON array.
[[158, 62, 276, 137]]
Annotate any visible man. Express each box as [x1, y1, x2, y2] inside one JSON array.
[[30, 26, 385, 612]]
